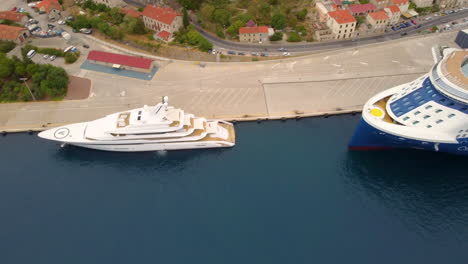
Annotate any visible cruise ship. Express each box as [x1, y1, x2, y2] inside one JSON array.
[[38, 97, 235, 152], [349, 48, 468, 156]]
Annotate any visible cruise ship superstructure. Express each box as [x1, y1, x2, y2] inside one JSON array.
[[38, 97, 235, 152], [349, 49, 468, 156]]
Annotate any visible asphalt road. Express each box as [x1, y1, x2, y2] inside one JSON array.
[[193, 9, 468, 53]]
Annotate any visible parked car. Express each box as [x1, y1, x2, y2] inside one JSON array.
[[238, 52, 245, 56], [227, 50, 236, 55], [50, 55, 56, 61], [251, 52, 258, 56], [66, 16, 74, 21], [27, 50, 36, 58], [57, 20, 66, 25], [400, 32, 407, 36], [17, 8, 25, 13], [416, 25, 422, 28], [404, 22, 412, 27], [28, 19, 38, 24], [83, 44, 90, 49], [260, 52, 268, 57], [391, 26, 397, 31], [410, 20, 417, 25], [282, 52, 290, 56], [79, 28, 93, 34], [43, 54, 49, 59], [11, 7, 17, 11], [47, 24, 55, 29]]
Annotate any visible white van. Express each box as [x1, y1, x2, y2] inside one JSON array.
[[27, 50, 36, 58]]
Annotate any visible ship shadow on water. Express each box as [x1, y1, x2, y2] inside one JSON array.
[[52, 143, 232, 174], [342, 149, 468, 239]]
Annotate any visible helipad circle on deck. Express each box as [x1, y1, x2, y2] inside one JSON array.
[[54, 128, 70, 139], [370, 108, 384, 117]]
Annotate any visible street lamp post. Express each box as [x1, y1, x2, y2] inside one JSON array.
[[19, 78, 36, 101]]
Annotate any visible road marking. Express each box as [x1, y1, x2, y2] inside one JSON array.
[[272, 63, 281, 69], [360, 62, 368, 65], [332, 64, 342, 67], [392, 60, 400, 63], [352, 50, 359, 56], [323, 56, 329, 60]]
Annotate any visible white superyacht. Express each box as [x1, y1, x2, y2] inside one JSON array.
[[38, 97, 235, 152]]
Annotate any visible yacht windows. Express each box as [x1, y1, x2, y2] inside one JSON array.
[[403, 116, 410, 121], [408, 106, 415, 110], [425, 105, 433, 110], [448, 113, 455, 118], [414, 111, 421, 115], [435, 119, 443, 124], [439, 98, 446, 103], [435, 109, 443, 113], [426, 125, 432, 128], [403, 102, 411, 106], [419, 100, 426, 104], [423, 115, 430, 119], [412, 121, 420, 125]]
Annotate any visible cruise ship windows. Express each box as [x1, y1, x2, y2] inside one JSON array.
[[402, 98, 409, 102], [460, 129, 464, 133], [415, 96, 422, 100], [426, 125, 432, 128], [435, 109, 443, 113], [408, 106, 414, 110], [403, 116, 410, 121], [403, 102, 411, 106], [448, 102, 454, 106], [431, 94, 437, 98], [448, 113, 455, 118], [461, 107, 467, 111], [439, 98, 446, 103], [426, 90, 433, 94], [436, 119, 443, 124], [425, 105, 433, 110], [419, 100, 426, 104], [412, 121, 420, 125], [414, 111, 421, 115]]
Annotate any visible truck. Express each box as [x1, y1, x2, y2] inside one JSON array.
[[61, 31, 71, 40]]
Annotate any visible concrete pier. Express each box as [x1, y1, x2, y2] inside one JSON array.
[[0, 32, 460, 133]]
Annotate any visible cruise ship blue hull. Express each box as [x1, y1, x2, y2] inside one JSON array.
[[348, 118, 468, 156]]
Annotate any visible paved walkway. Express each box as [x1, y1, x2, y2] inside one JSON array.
[[0, 31, 460, 132]]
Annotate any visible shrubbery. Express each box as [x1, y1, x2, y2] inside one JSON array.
[[0, 53, 68, 102], [64, 52, 80, 64], [269, 32, 283, 41], [287, 32, 301, 42], [0, 41, 16, 53], [174, 25, 213, 51]]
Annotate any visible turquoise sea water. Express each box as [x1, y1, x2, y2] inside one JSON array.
[[0, 115, 467, 264]]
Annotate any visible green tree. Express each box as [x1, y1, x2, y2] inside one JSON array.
[[226, 20, 244, 37], [183, 8, 190, 28], [296, 9, 308, 21], [0, 40, 16, 53], [108, 7, 124, 24], [269, 32, 283, 41], [213, 9, 230, 26], [271, 13, 286, 29], [200, 4, 215, 22], [287, 32, 301, 42]]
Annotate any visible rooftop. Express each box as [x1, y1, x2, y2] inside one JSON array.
[[121, 7, 141, 18], [385, 5, 401, 13], [157, 30, 170, 40], [391, 0, 409, 4], [239, 26, 269, 34], [37, 0, 62, 14], [368, 11, 389, 20], [0, 24, 26, 41], [87, 50, 153, 69], [0, 11, 27, 23], [142, 5, 180, 25], [348, 3, 376, 14], [328, 10, 356, 24]]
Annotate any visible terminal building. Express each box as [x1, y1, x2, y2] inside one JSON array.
[[87, 50, 154, 73]]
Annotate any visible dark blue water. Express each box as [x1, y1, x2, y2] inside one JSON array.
[[1, 115, 467, 264]]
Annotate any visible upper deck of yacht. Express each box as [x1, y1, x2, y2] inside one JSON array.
[[440, 50, 468, 90]]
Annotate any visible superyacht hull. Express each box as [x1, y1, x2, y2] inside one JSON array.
[[67, 141, 234, 152]]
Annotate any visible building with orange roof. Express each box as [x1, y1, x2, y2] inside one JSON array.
[[92, 0, 124, 8], [0, 11, 28, 25], [239, 26, 269, 43], [142, 5, 182, 41], [367, 11, 389, 33], [326, 10, 356, 40], [384, 5, 401, 25], [390, 0, 409, 12], [0, 24, 29, 44], [37, 0, 62, 20]]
